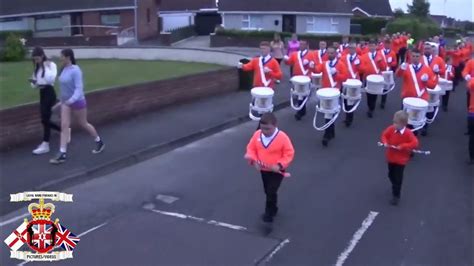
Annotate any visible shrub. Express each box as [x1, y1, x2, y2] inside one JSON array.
[[386, 16, 441, 39], [0, 30, 33, 40], [350, 17, 389, 35], [1, 34, 26, 62]]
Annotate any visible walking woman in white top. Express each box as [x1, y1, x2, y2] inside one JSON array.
[[30, 47, 63, 155]]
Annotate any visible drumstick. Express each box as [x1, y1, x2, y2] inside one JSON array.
[[377, 142, 431, 155]]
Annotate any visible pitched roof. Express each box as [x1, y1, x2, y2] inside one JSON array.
[[0, 0, 135, 18], [160, 0, 216, 12], [218, 0, 352, 14], [351, 0, 393, 17]]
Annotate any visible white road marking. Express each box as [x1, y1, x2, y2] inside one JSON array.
[[0, 213, 29, 227], [16, 222, 108, 266], [335, 211, 379, 266], [155, 194, 180, 204], [264, 238, 290, 263], [150, 209, 247, 231]]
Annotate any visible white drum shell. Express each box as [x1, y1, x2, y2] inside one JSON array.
[[382, 71, 395, 85], [311, 73, 323, 88], [403, 97, 429, 126], [317, 88, 341, 114], [366, 74, 385, 95], [291, 75, 311, 97], [427, 86, 443, 108], [439, 78, 453, 92], [343, 79, 362, 100], [251, 87, 274, 112]]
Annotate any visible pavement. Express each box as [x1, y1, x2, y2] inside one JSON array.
[[0, 61, 473, 265]]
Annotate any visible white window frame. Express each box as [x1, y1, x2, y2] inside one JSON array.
[[306, 16, 339, 34], [241, 15, 262, 31], [34, 16, 63, 32], [100, 13, 121, 26]]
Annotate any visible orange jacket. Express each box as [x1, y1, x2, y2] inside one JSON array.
[[443, 64, 454, 81], [381, 125, 419, 165], [342, 53, 362, 79], [462, 58, 474, 79], [438, 46, 446, 60], [396, 63, 436, 100], [461, 47, 471, 62], [357, 46, 369, 56], [468, 79, 474, 113], [314, 58, 348, 89], [242, 56, 282, 89], [381, 49, 398, 70], [463, 59, 474, 113], [446, 49, 464, 67], [314, 49, 329, 65], [360, 51, 388, 76], [422, 55, 446, 79], [285, 49, 316, 77], [392, 38, 402, 53], [245, 129, 295, 172]]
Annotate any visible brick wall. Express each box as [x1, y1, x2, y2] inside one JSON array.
[[27, 36, 117, 47], [137, 0, 159, 40], [0, 68, 238, 151]]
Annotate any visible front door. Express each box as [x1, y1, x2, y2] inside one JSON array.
[[282, 15, 296, 33]]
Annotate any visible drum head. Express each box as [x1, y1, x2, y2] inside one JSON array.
[[311, 73, 322, 77], [428, 85, 442, 93], [251, 87, 274, 97], [344, 79, 362, 87], [403, 97, 429, 108], [317, 88, 341, 98], [382, 71, 393, 75], [367, 74, 384, 83], [291, 75, 311, 84]]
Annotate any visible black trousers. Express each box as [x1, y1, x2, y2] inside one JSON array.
[[388, 163, 405, 198], [442, 91, 451, 108], [296, 99, 307, 118], [367, 93, 377, 112], [323, 118, 335, 140], [344, 99, 354, 124], [261, 171, 284, 215], [453, 63, 465, 91], [275, 58, 283, 64], [39, 85, 61, 142], [397, 47, 407, 64], [468, 116, 474, 160]]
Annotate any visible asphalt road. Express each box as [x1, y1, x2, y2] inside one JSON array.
[[0, 79, 472, 265]]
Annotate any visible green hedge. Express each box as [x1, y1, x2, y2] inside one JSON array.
[[215, 29, 376, 42], [0, 30, 33, 40], [350, 17, 389, 35], [386, 16, 441, 39], [169, 25, 196, 43], [1, 34, 27, 62]]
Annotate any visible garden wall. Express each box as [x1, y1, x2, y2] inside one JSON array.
[[0, 68, 238, 151]]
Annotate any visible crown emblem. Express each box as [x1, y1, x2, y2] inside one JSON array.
[[28, 198, 55, 220]]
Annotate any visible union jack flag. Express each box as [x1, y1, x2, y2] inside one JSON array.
[[55, 223, 80, 251], [31, 223, 54, 250]]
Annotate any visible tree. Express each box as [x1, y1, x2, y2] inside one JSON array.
[[394, 8, 405, 18], [407, 0, 430, 18]]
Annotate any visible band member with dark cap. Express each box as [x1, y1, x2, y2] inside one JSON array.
[[244, 112, 295, 223]]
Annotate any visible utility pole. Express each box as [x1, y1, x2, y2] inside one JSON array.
[[135, 0, 138, 42]]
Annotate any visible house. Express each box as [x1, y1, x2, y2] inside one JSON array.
[[429, 15, 459, 29], [351, 0, 393, 18], [159, 0, 219, 34], [0, 0, 159, 40], [218, 0, 353, 35]]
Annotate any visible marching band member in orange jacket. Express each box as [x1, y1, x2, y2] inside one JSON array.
[[284, 40, 316, 120], [378, 39, 399, 109], [441, 56, 455, 111], [245, 113, 295, 222], [397, 48, 437, 135], [462, 53, 474, 164], [361, 39, 388, 117], [341, 43, 362, 127], [314, 47, 348, 146], [357, 40, 369, 56], [239, 41, 282, 89], [315, 41, 329, 65], [380, 110, 419, 205], [447, 42, 466, 91]]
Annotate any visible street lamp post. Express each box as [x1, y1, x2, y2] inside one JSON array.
[[134, 0, 138, 42]]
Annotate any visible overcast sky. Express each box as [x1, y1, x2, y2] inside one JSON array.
[[389, 0, 474, 21]]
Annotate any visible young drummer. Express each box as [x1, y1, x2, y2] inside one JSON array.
[[341, 42, 362, 127], [380, 110, 419, 205], [284, 40, 316, 120], [244, 113, 295, 222], [315, 41, 329, 65], [314, 47, 348, 146], [396, 48, 437, 135], [441, 56, 455, 111], [360, 39, 388, 118], [239, 41, 283, 90]]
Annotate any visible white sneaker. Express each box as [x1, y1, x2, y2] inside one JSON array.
[[67, 128, 71, 144], [33, 142, 50, 155]]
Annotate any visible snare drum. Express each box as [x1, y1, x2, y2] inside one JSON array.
[[365, 74, 385, 95], [403, 97, 429, 126]]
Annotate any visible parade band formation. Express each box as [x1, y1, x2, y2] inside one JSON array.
[[240, 33, 473, 222]]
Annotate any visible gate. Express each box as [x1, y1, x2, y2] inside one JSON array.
[[195, 12, 222, 35]]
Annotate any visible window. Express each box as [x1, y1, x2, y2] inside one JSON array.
[[241, 15, 262, 30], [147, 8, 151, 24], [306, 16, 338, 34], [100, 13, 121, 26], [35, 16, 63, 31]]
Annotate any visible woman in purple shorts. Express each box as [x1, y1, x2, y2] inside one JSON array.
[[50, 49, 104, 164]]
